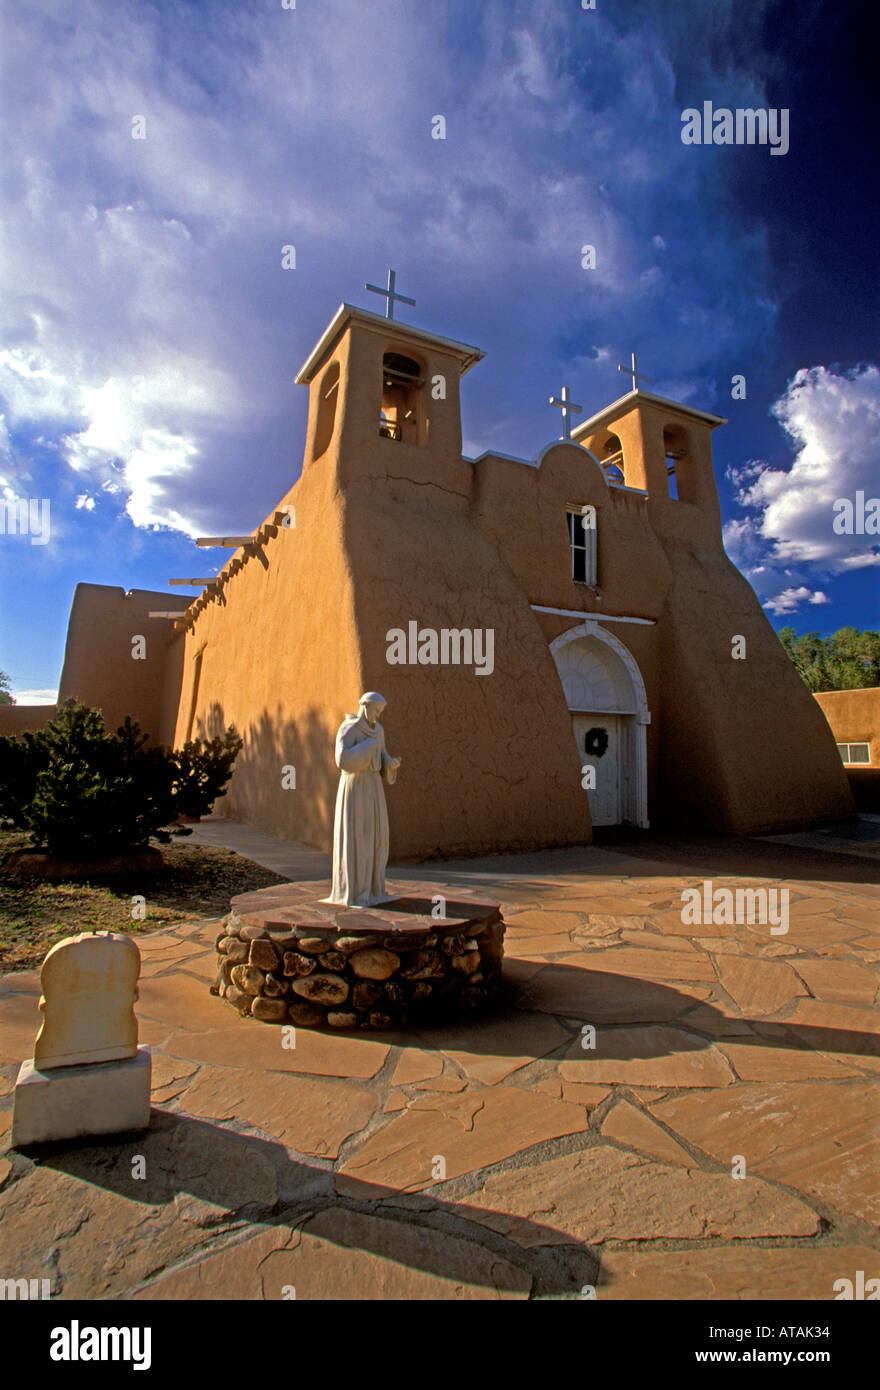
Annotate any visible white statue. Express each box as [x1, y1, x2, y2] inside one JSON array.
[[329, 692, 401, 907]]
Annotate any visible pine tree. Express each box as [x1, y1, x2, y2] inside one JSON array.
[[0, 700, 242, 857]]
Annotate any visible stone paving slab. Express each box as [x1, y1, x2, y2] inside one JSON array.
[[597, 1245, 880, 1300], [465, 1146, 820, 1246], [650, 1082, 880, 1225], [1, 823, 879, 1300]]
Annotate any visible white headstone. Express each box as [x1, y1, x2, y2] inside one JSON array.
[[11, 931, 151, 1147], [34, 931, 141, 1069]]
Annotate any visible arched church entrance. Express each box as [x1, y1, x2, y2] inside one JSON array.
[[550, 621, 650, 828]]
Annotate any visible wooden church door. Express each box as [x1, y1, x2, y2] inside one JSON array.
[[572, 713, 620, 826]]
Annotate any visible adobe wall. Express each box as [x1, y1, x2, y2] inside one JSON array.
[[57, 585, 187, 746], [163, 314, 854, 850], [174, 449, 364, 852], [472, 442, 673, 622], [175, 330, 593, 859], [815, 688, 880, 811], [0, 704, 58, 738], [814, 687, 880, 761], [473, 442, 667, 825], [159, 629, 186, 748], [650, 550, 854, 832], [342, 465, 591, 860], [300, 333, 590, 856], [472, 439, 854, 834]]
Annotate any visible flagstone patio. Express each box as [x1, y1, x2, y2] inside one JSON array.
[[1, 822, 878, 1301]]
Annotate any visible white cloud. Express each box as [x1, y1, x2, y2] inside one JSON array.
[[10, 688, 57, 705], [0, 0, 787, 538], [732, 364, 880, 569], [763, 586, 831, 616], [59, 372, 223, 533], [0, 415, 16, 488], [839, 550, 880, 570], [0, 347, 79, 424], [722, 516, 759, 569]]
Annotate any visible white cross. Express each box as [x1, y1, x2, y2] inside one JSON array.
[[617, 352, 652, 390], [365, 268, 416, 320], [549, 385, 583, 439]]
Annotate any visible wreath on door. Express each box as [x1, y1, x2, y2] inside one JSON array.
[[584, 726, 609, 758]]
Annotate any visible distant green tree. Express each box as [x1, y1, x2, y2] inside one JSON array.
[[0, 670, 14, 706], [779, 626, 880, 692]]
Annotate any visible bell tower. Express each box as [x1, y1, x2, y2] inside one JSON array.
[[294, 279, 484, 486], [572, 385, 727, 539]]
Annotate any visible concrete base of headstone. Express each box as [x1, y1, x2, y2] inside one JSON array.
[[11, 1047, 152, 1147]]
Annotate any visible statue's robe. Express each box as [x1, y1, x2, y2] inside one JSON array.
[[329, 713, 398, 906]]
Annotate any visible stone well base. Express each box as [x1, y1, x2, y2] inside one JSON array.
[[211, 880, 505, 1030]]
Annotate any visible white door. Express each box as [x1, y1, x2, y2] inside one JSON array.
[[572, 713, 620, 826]]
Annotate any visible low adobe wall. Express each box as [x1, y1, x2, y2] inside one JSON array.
[[814, 688, 880, 810], [0, 705, 57, 738], [814, 688, 880, 761], [58, 584, 186, 746]]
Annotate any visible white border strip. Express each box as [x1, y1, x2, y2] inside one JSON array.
[[532, 605, 655, 625]]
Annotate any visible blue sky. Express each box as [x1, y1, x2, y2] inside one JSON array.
[[1, 0, 877, 701]]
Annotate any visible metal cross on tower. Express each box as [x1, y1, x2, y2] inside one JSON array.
[[549, 385, 583, 439], [617, 352, 652, 390], [365, 268, 416, 320]]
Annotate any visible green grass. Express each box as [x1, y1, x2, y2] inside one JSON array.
[[0, 829, 286, 972]]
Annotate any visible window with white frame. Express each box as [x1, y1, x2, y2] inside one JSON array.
[[836, 742, 871, 765], [567, 506, 597, 586]]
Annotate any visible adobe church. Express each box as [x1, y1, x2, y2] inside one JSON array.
[[34, 288, 854, 857]]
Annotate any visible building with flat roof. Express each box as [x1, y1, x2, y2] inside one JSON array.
[[6, 299, 854, 855]]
